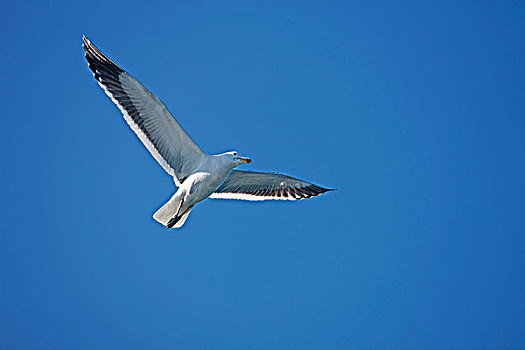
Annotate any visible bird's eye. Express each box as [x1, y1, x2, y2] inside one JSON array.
[[233, 152, 237, 156]]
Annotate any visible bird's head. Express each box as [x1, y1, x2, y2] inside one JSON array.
[[225, 151, 251, 166]]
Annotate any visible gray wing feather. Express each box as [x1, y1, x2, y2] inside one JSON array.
[[83, 36, 207, 185], [210, 170, 333, 201]]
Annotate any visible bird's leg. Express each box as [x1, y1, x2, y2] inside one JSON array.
[[166, 199, 184, 229]]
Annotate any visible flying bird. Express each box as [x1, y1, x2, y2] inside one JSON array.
[[82, 36, 333, 228]]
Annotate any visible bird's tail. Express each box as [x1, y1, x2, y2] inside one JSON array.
[[153, 194, 192, 228]]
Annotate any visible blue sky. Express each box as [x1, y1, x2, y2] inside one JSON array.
[[1, 1, 524, 348]]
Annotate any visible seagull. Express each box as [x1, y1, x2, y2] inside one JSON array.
[[82, 36, 333, 228]]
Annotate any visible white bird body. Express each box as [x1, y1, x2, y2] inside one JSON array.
[[153, 153, 241, 227], [83, 36, 333, 228]]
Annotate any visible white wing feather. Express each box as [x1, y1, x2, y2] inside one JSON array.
[[83, 36, 207, 185], [210, 170, 333, 201]]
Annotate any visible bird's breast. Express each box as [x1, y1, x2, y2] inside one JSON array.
[[182, 170, 231, 203]]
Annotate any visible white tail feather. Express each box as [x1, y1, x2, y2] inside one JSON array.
[[153, 194, 182, 226]]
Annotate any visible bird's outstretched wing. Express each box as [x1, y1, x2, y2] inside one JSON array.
[[209, 170, 334, 201], [83, 36, 207, 185]]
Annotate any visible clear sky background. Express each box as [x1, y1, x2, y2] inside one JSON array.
[[1, 1, 524, 349]]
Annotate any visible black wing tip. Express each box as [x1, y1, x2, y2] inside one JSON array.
[[290, 184, 335, 200], [82, 35, 93, 54], [81, 35, 125, 76], [309, 184, 335, 193]]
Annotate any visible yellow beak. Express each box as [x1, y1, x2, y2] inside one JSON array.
[[240, 157, 252, 164]]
